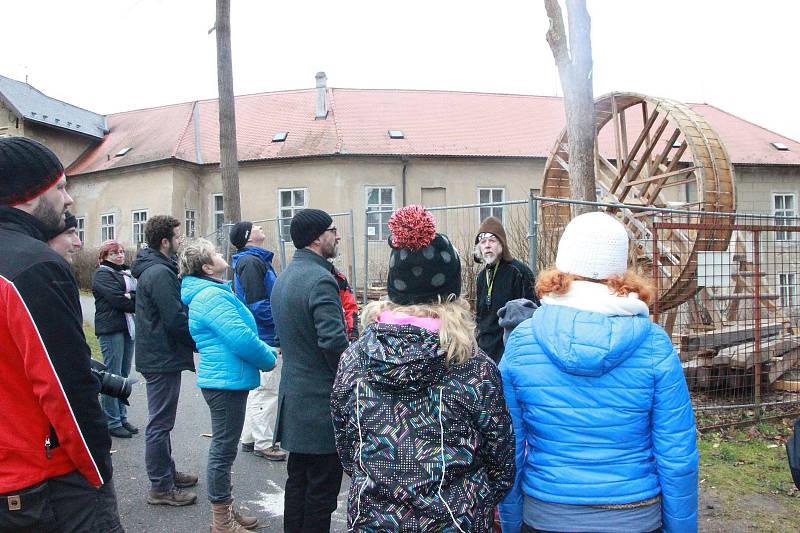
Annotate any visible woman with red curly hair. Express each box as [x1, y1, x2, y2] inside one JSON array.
[[498, 212, 698, 533], [92, 239, 138, 438]]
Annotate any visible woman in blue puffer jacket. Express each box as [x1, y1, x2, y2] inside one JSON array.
[[499, 212, 698, 533], [179, 238, 277, 532]]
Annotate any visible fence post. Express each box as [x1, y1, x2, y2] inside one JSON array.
[[652, 219, 660, 323], [528, 193, 538, 276], [223, 223, 232, 282], [276, 219, 287, 269], [363, 209, 370, 305], [753, 229, 762, 420], [348, 209, 357, 301]]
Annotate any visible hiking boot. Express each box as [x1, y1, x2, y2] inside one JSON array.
[[232, 505, 259, 530], [121, 421, 139, 434], [253, 445, 287, 462], [211, 499, 249, 532], [240, 442, 254, 453], [174, 471, 198, 488], [109, 426, 132, 439], [147, 487, 197, 507]]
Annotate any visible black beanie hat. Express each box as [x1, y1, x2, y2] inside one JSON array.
[[0, 137, 64, 206], [229, 221, 253, 249], [290, 209, 333, 249], [387, 205, 461, 305]]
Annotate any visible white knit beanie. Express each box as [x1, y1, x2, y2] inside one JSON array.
[[555, 212, 629, 280]]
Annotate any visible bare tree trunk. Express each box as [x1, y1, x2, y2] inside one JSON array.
[[215, 0, 241, 224], [545, 0, 596, 216]]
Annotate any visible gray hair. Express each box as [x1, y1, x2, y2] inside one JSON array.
[[178, 238, 216, 278]]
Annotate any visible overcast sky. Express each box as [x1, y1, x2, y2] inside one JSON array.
[[2, 0, 798, 141]]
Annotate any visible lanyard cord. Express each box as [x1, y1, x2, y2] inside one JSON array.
[[485, 263, 497, 306]]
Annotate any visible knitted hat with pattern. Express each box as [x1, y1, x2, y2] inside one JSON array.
[[0, 137, 64, 206], [387, 205, 461, 305], [555, 212, 629, 280]]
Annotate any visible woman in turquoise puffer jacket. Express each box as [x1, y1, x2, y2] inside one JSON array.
[[498, 212, 698, 533], [179, 238, 276, 532]]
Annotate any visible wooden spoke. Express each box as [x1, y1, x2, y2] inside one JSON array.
[[542, 92, 737, 311]]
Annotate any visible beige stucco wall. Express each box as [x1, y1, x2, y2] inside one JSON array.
[[68, 164, 176, 248], [734, 165, 800, 214], [21, 121, 96, 168], [0, 102, 21, 137]]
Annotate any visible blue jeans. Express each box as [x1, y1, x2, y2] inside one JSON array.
[[201, 388, 248, 503], [98, 332, 134, 429], [143, 372, 181, 492]]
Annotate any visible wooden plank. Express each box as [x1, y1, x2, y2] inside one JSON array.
[[768, 345, 800, 383], [626, 166, 697, 186], [618, 117, 670, 203], [681, 321, 783, 353], [773, 379, 800, 392], [609, 106, 660, 194], [712, 335, 800, 368]]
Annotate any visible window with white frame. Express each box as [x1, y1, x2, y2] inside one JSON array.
[[132, 210, 148, 246], [773, 193, 796, 241], [213, 194, 225, 232], [366, 186, 394, 241], [279, 188, 307, 239], [75, 217, 85, 245], [185, 210, 196, 238], [478, 188, 505, 223], [101, 213, 115, 242], [779, 273, 797, 308]]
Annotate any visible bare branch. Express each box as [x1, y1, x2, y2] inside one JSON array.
[[544, 0, 570, 67]]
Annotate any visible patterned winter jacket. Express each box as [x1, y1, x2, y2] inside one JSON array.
[[331, 322, 515, 532]]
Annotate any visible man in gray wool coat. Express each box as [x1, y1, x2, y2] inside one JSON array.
[[271, 208, 350, 533]]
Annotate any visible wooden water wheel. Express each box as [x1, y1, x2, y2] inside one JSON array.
[[541, 92, 736, 310]]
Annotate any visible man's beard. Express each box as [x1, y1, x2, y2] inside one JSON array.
[[482, 252, 498, 265], [33, 199, 64, 236], [323, 240, 339, 259]]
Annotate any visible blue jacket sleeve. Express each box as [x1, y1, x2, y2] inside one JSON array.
[[498, 334, 527, 533], [197, 289, 277, 371], [651, 328, 698, 533]]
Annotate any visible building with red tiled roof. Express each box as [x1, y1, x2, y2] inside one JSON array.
[[2, 73, 799, 286]]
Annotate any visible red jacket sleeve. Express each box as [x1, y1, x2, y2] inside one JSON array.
[[11, 261, 112, 487]]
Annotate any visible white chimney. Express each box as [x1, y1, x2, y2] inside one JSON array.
[[315, 71, 328, 120]]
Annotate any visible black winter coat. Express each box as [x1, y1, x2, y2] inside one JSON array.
[[92, 263, 135, 336], [0, 207, 112, 487], [271, 249, 350, 454], [331, 322, 515, 532], [475, 258, 537, 362], [132, 248, 196, 374]]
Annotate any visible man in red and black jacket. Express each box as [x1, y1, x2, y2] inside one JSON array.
[[0, 137, 122, 531]]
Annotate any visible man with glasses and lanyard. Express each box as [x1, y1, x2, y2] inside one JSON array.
[[475, 216, 537, 364], [271, 209, 350, 533]]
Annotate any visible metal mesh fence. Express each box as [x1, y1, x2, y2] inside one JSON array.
[[534, 195, 800, 429], [362, 200, 533, 306], [201, 211, 357, 285]]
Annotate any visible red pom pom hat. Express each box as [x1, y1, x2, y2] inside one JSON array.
[[387, 205, 461, 305]]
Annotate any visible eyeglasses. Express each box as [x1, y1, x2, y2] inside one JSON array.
[[324, 227, 339, 234]]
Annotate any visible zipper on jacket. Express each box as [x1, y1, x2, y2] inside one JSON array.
[[45, 436, 53, 459]]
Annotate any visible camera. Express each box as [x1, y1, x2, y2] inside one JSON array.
[[90, 360, 138, 405]]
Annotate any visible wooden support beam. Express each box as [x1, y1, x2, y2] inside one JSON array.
[[769, 345, 800, 383], [626, 166, 697, 186], [618, 117, 670, 203], [711, 335, 800, 368], [609, 106, 660, 194]]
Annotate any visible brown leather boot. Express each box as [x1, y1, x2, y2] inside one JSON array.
[[231, 503, 259, 530], [210, 500, 251, 532]]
